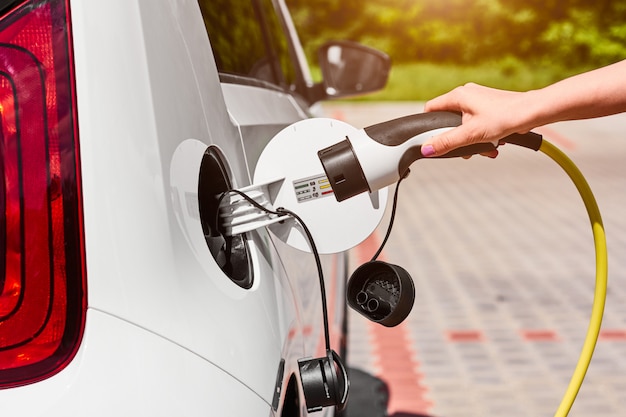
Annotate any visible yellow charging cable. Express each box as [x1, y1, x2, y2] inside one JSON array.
[[537, 140, 608, 417]]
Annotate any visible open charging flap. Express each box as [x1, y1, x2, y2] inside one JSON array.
[[252, 118, 388, 254]]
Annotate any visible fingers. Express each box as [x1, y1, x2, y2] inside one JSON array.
[[421, 123, 476, 157], [425, 83, 479, 113], [423, 87, 472, 157], [422, 83, 506, 158], [424, 89, 460, 113]]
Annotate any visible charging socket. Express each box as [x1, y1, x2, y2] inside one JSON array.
[[198, 146, 253, 289]]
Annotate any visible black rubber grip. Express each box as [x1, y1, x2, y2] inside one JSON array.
[[501, 131, 543, 151], [365, 111, 543, 151], [397, 131, 542, 176], [365, 111, 463, 146]]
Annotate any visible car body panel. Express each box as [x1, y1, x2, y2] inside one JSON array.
[[2, 310, 270, 416], [0, 0, 351, 415], [70, 0, 310, 403]]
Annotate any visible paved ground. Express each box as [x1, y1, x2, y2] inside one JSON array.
[[321, 102, 626, 417]]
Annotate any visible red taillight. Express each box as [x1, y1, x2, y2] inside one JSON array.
[[0, 0, 85, 388]]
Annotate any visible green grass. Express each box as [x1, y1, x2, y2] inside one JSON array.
[[347, 60, 595, 101]]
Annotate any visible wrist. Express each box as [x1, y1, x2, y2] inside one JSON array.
[[513, 89, 549, 133]]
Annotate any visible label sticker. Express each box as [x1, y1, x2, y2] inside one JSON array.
[[293, 174, 334, 203]]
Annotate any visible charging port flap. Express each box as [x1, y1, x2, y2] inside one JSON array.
[[253, 118, 389, 254]]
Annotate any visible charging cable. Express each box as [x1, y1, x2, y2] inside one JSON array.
[[216, 189, 350, 412], [215, 189, 332, 351], [538, 140, 608, 417], [215, 189, 331, 350], [370, 169, 408, 262]]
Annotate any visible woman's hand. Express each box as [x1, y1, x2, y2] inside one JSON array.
[[421, 83, 530, 158]]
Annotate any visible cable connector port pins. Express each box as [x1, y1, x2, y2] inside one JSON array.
[[347, 261, 415, 327]]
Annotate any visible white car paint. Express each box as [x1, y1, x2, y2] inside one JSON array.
[[0, 0, 343, 416]]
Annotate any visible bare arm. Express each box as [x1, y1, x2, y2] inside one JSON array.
[[421, 60, 626, 157]]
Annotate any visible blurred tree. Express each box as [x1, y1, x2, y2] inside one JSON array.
[[286, 0, 626, 67]]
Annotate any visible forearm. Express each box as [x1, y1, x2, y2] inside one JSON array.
[[519, 60, 626, 130], [421, 60, 626, 157]]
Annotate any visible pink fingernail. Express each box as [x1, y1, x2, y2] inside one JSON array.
[[421, 144, 435, 157]]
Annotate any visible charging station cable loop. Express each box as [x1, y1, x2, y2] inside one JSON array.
[[539, 140, 608, 417]]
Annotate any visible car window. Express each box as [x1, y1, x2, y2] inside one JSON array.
[[198, 0, 296, 88], [260, 0, 296, 86]]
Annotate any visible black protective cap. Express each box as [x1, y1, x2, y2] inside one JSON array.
[[347, 261, 415, 327]]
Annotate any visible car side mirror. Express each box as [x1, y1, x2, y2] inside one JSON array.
[[317, 40, 390, 99]]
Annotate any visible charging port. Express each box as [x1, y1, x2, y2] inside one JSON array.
[[198, 146, 253, 289]]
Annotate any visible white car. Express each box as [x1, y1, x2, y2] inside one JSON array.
[[0, 0, 388, 416]]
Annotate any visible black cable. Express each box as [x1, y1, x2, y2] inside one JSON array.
[[277, 207, 331, 351], [216, 189, 332, 351], [370, 170, 408, 262]]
